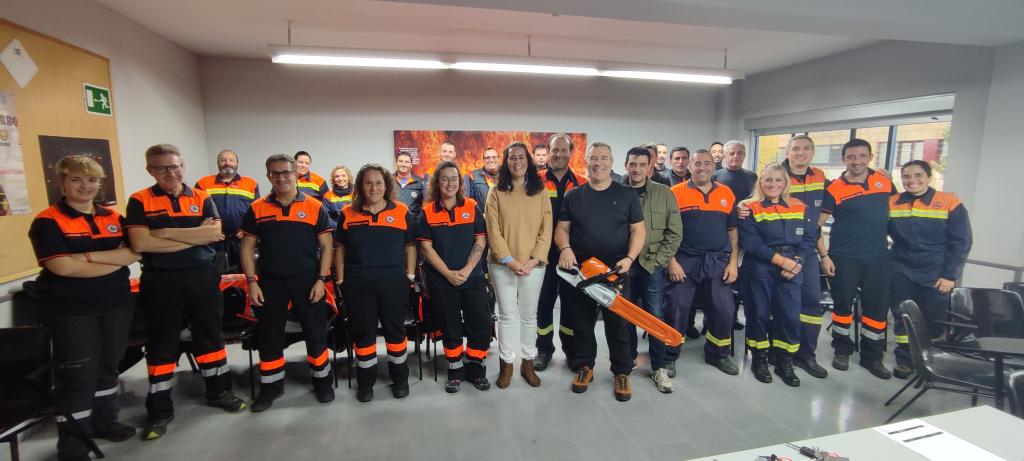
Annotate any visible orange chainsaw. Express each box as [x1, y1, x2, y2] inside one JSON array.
[[557, 257, 684, 347]]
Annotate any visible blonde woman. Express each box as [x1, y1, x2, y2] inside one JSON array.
[[323, 164, 354, 225], [485, 142, 552, 389]]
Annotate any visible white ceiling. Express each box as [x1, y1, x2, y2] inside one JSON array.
[[95, 0, 1024, 76]]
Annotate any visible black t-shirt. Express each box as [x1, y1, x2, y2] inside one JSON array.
[[559, 182, 644, 264], [416, 198, 487, 291], [239, 191, 332, 277], [711, 168, 758, 202], [821, 169, 896, 259], [28, 199, 132, 315], [125, 184, 220, 269], [334, 200, 415, 282]]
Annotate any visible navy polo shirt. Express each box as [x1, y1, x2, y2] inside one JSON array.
[[416, 197, 487, 291], [240, 191, 332, 277], [125, 184, 219, 269]]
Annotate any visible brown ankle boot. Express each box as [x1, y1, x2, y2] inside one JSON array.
[[496, 360, 513, 389], [521, 359, 541, 387]]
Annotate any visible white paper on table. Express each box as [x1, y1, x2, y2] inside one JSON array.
[[0, 39, 39, 88], [875, 419, 1006, 461]]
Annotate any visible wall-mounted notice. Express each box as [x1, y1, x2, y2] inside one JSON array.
[[0, 92, 29, 216]]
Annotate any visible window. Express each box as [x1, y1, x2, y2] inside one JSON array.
[[753, 119, 951, 191]]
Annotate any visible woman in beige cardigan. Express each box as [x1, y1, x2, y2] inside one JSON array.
[[485, 141, 552, 389]]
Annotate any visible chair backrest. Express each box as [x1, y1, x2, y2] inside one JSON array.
[[962, 288, 1024, 339], [901, 300, 938, 380], [0, 326, 52, 403], [1004, 282, 1024, 303], [1008, 370, 1024, 419]]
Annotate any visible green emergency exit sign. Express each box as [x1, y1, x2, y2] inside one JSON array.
[[84, 83, 112, 116]]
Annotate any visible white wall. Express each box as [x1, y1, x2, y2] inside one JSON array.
[[963, 40, 1024, 286], [0, 0, 209, 326], [199, 56, 721, 190], [734, 41, 994, 208]]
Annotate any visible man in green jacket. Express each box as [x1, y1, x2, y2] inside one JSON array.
[[622, 146, 683, 393]]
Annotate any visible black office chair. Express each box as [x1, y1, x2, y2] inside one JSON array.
[[0, 326, 104, 460], [1003, 282, 1024, 302], [947, 288, 1024, 340], [884, 300, 998, 423]]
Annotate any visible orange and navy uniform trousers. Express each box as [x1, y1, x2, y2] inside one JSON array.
[[738, 198, 818, 359], [888, 188, 972, 366], [536, 168, 587, 359], [782, 161, 828, 361], [194, 174, 259, 271], [664, 180, 738, 359], [821, 169, 896, 361], [29, 200, 134, 460], [416, 198, 490, 381], [335, 200, 415, 388], [297, 171, 328, 203], [240, 191, 335, 394], [125, 185, 232, 422], [322, 185, 352, 227]]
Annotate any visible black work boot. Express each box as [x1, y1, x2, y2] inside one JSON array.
[[794, 356, 828, 379], [775, 356, 801, 387], [859, 359, 892, 380], [832, 353, 850, 371], [751, 352, 773, 384]]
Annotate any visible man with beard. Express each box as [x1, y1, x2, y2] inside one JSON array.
[[194, 149, 260, 272], [395, 151, 427, 217], [464, 147, 500, 203]]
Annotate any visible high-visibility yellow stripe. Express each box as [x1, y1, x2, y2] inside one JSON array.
[[772, 339, 800, 353], [800, 314, 823, 325], [537, 324, 554, 335], [705, 332, 732, 347], [745, 338, 769, 349], [753, 212, 804, 222], [204, 187, 255, 199], [889, 209, 948, 219], [327, 196, 352, 203], [297, 181, 319, 189], [559, 325, 574, 336], [894, 334, 909, 344], [790, 182, 824, 193]]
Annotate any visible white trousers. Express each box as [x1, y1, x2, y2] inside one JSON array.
[[488, 263, 545, 363]]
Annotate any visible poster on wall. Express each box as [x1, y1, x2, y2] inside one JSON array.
[[393, 130, 588, 177], [38, 135, 117, 206], [0, 92, 30, 216]]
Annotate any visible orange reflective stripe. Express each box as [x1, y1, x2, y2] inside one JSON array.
[[147, 363, 176, 377], [831, 313, 853, 324], [354, 344, 377, 356], [444, 345, 464, 358], [259, 357, 286, 371], [386, 339, 408, 353], [195, 348, 227, 364], [465, 348, 487, 360], [307, 349, 330, 367], [861, 315, 887, 330]]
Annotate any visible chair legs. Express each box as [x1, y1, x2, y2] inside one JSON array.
[[886, 386, 930, 423], [9, 435, 19, 461], [247, 345, 256, 399], [971, 387, 978, 407], [885, 375, 922, 406]]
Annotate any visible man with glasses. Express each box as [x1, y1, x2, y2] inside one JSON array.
[[240, 154, 335, 411], [126, 144, 246, 441]]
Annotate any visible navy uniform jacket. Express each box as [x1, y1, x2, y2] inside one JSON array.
[[739, 198, 818, 264], [889, 188, 972, 285]]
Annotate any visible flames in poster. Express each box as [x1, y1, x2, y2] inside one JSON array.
[[393, 130, 587, 177]]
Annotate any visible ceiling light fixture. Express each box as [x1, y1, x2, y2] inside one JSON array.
[[272, 54, 447, 69], [602, 70, 733, 85], [451, 62, 599, 76]]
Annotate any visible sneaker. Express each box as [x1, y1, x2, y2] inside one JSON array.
[[471, 377, 491, 391], [392, 380, 410, 399], [666, 361, 677, 379], [751, 353, 773, 384], [651, 368, 673, 394], [893, 364, 914, 380], [141, 416, 173, 441], [704, 355, 739, 375], [832, 354, 850, 371], [314, 386, 335, 404], [250, 390, 283, 413], [613, 374, 632, 402], [208, 391, 247, 413], [533, 351, 552, 371], [794, 356, 828, 379], [93, 421, 136, 442], [356, 385, 374, 402], [571, 366, 594, 393], [445, 379, 462, 394], [859, 359, 892, 380], [774, 356, 801, 387], [685, 326, 701, 339]]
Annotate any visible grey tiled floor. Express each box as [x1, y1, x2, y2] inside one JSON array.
[[15, 314, 982, 461]]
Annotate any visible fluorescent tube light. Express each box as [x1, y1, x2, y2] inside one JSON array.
[[272, 54, 448, 69], [602, 70, 732, 84], [451, 61, 599, 76]]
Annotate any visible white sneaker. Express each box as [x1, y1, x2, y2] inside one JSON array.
[[651, 368, 673, 394]]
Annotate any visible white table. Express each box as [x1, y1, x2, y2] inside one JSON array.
[[689, 406, 1024, 461]]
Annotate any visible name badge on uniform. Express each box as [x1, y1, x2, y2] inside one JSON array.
[[795, 228, 804, 236], [411, 191, 418, 198], [814, 200, 822, 207]]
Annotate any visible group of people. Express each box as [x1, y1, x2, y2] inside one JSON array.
[[28, 132, 971, 461]]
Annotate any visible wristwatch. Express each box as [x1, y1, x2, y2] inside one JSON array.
[[407, 273, 416, 282], [318, 275, 330, 283]]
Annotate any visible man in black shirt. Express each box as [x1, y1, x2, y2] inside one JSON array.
[[711, 140, 758, 202], [556, 142, 645, 402]]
